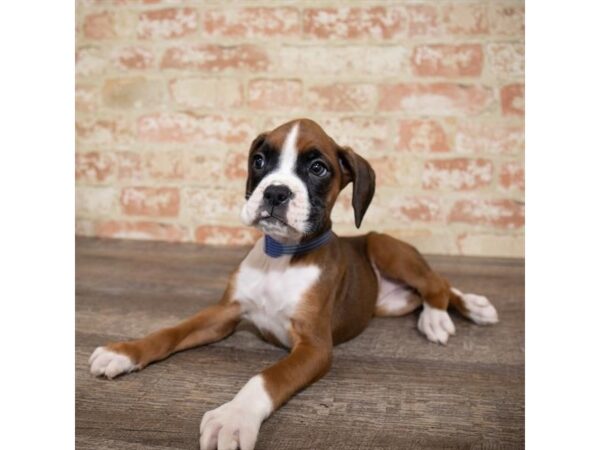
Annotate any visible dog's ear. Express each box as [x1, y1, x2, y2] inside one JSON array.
[[245, 132, 267, 199], [337, 146, 376, 228]]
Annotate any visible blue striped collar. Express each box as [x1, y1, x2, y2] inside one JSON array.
[[264, 230, 333, 258]]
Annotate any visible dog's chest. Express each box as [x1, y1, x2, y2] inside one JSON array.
[[233, 241, 321, 347]]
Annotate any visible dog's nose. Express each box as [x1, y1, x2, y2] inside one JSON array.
[[263, 185, 292, 207]]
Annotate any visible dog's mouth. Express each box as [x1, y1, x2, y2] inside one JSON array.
[[254, 209, 303, 239], [258, 212, 289, 227]]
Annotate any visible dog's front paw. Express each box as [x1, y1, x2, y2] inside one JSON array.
[[200, 401, 262, 450], [89, 346, 138, 379], [418, 304, 456, 345]]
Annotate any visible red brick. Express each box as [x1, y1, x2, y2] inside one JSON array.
[[161, 44, 269, 72], [411, 44, 483, 77], [441, 3, 489, 35], [183, 151, 249, 186], [76, 152, 115, 183], [202, 7, 300, 38], [184, 152, 228, 185], [76, 117, 133, 146], [137, 8, 197, 39], [75, 218, 95, 237], [397, 119, 451, 152], [170, 78, 243, 109], [224, 151, 248, 182], [490, 3, 525, 36], [316, 117, 388, 156], [120, 187, 180, 217], [449, 199, 524, 228], [303, 7, 404, 40], [137, 113, 254, 147], [76, 47, 107, 77], [501, 84, 524, 116], [423, 158, 493, 191], [82, 10, 135, 39], [248, 79, 302, 110], [368, 156, 421, 187], [111, 46, 154, 70], [456, 121, 524, 154], [102, 77, 167, 109], [83, 12, 115, 39], [75, 84, 99, 112], [195, 226, 261, 245], [405, 4, 440, 37], [80, 0, 134, 5], [378, 83, 493, 115], [486, 42, 524, 80], [307, 83, 376, 112], [499, 161, 524, 191], [275, 45, 408, 76], [96, 220, 187, 242], [182, 188, 242, 223], [76, 186, 117, 217], [390, 196, 443, 222], [456, 232, 524, 257], [117, 152, 184, 181], [116, 152, 143, 180]]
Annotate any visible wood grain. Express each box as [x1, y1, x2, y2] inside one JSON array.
[[76, 237, 524, 449]]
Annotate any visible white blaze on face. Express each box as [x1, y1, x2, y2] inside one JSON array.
[[240, 122, 311, 239]]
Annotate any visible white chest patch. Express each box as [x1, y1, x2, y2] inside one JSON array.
[[233, 238, 321, 347]]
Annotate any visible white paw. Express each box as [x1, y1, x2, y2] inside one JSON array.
[[200, 376, 272, 450], [200, 401, 261, 450], [418, 304, 456, 345], [89, 346, 137, 379], [462, 293, 499, 325]]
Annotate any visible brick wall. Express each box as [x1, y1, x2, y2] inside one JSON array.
[[75, 0, 524, 257]]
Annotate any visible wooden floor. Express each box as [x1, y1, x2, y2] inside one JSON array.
[[76, 237, 524, 449]]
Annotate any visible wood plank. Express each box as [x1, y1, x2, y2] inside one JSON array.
[[76, 237, 524, 449]]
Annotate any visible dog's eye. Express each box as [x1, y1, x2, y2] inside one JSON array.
[[309, 161, 328, 177], [252, 154, 265, 170]]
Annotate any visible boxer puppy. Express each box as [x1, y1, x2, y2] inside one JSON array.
[[89, 118, 498, 450]]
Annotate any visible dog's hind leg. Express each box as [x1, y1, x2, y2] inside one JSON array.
[[373, 268, 423, 317], [89, 299, 241, 379], [368, 232, 455, 344], [368, 232, 498, 344]]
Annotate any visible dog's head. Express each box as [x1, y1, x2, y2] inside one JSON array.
[[240, 118, 376, 241]]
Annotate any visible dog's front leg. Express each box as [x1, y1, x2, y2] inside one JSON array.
[[200, 322, 333, 450], [89, 301, 241, 378]]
